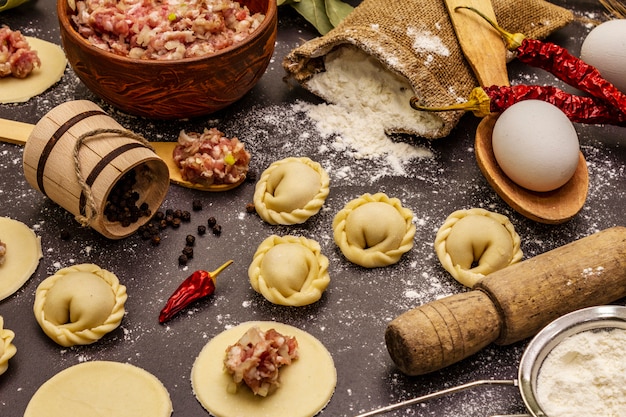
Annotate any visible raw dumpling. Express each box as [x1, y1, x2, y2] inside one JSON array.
[[33, 263, 127, 347], [333, 193, 416, 268], [253, 157, 330, 225], [0, 316, 17, 375], [249, 235, 330, 306], [435, 208, 523, 287]]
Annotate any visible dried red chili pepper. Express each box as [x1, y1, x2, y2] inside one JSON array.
[[411, 85, 626, 126], [159, 260, 233, 323], [456, 6, 626, 114]]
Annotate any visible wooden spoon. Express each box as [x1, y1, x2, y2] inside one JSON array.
[[444, 0, 589, 223], [0, 118, 245, 192], [476, 114, 588, 224]]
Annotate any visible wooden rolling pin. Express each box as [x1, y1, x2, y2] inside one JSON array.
[[385, 226, 626, 376]]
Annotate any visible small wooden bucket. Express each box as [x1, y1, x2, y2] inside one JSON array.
[[23, 100, 169, 239]]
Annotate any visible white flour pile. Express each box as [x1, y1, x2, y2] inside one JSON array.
[[536, 327, 626, 417], [302, 46, 440, 167]]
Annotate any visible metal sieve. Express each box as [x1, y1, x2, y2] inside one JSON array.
[[355, 305, 626, 417]]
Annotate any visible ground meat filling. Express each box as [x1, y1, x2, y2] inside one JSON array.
[[173, 128, 250, 186], [71, 0, 266, 60], [223, 326, 299, 396], [0, 26, 41, 78], [0, 240, 6, 265]]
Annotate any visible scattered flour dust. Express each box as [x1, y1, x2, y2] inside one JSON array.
[[303, 45, 441, 169], [536, 328, 626, 417]]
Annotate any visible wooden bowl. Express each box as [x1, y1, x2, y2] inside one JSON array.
[[57, 0, 277, 119]]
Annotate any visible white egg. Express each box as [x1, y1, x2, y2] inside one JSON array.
[[492, 100, 580, 192], [580, 19, 626, 93]]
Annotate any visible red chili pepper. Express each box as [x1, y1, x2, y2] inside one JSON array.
[[456, 6, 626, 115], [410, 85, 626, 126], [159, 260, 233, 323]]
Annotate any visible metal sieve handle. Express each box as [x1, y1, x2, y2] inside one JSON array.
[[354, 379, 518, 417]]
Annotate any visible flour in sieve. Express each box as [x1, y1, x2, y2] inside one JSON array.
[[536, 327, 626, 417]]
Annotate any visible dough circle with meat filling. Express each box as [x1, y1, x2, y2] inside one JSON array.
[[0, 217, 43, 301], [191, 321, 336, 417], [33, 263, 127, 347], [249, 235, 330, 306], [0, 37, 67, 104], [24, 361, 173, 417], [435, 208, 523, 287], [333, 193, 416, 268], [0, 316, 17, 375], [253, 157, 330, 225]]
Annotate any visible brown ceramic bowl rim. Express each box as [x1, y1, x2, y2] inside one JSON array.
[[57, 0, 277, 66]]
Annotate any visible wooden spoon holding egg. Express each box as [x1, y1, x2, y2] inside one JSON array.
[[438, 0, 589, 224]]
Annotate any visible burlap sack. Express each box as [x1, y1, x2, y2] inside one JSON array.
[[283, 0, 573, 139]]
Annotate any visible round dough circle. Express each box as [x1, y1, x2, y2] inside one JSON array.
[[253, 157, 330, 225], [24, 361, 173, 417], [0, 217, 42, 301], [191, 321, 336, 417], [33, 263, 127, 347], [0, 316, 17, 376], [332, 193, 416, 268], [0, 37, 67, 104], [248, 235, 330, 306], [434, 208, 523, 287]]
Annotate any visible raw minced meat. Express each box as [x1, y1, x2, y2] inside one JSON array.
[[0, 26, 41, 78], [224, 326, 299, 396], [173, 128, 250, 186], [71, 0, 266, 60]]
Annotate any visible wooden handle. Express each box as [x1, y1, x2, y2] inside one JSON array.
[[385, 290, 501, 376], [444, 0, 509, 87], [385, 226, 626, 376], [0, 118, 34, 145], [479, 226, 626, 345]]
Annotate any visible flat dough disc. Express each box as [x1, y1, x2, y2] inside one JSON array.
[[24, 361, 173, 417], [0, 217, 42, 301], [0, 37, 67, 104], [192, 321, 336, 417]]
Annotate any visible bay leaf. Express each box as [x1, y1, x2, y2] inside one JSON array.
[[291, 0, 334, 35], [324, 0, 354, 27]]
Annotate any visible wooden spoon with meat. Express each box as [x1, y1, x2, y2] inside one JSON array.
[[0, 118, 247, 192]]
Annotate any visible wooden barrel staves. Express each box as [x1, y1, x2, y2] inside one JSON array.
[[22, 100, 169, 239]]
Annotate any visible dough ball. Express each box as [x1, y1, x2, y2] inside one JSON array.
[[0, 316, 17, 375], [333, 193, 416, 268], [33, 263, 127, 347], [253, 157, 330, 225], [435, 208, 523, 287], [249, 235, 330, 306]]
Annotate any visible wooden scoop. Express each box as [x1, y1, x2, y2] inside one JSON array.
[[476, 114, 588, 224], [444, 0, 589, 223], [0, 118, 244, 192]]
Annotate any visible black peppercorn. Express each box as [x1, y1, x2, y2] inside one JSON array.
[[182, 246, 194, 259], [207, 217, 217, 228], [185, 234, 195, 246], [212, 224, 222, 236], [192, 200, 203, 211], [178, 254, 188, 266], [197, 225, 207, 235]]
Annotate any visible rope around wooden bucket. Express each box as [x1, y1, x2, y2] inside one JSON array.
[[72, 128, 155, 227]]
